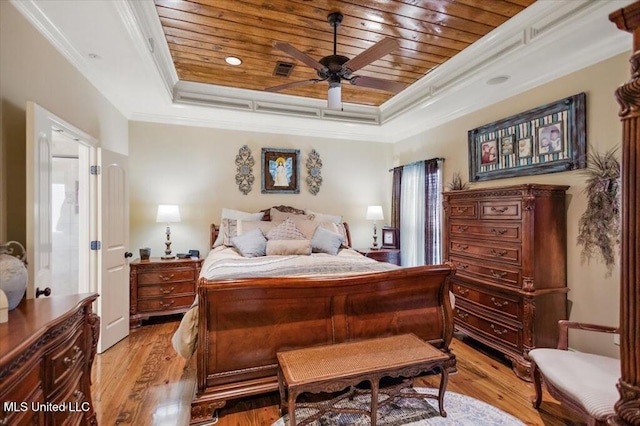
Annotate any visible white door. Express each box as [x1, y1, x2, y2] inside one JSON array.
[[26, 103, 53, 299], [97, 148, 130, 352]]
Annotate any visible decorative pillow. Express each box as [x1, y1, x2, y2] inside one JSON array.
[[230, 227, 267, 257], [266, 239, 312, 256], [304, 209, 342, 224], [221, 219, 280, 246], [213, 209, 264, 247], [270, 208, 314, 222], [311, 226, 345, 255], [266, 217, 306, 240]]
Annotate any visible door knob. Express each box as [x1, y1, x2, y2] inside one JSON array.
[[35, 287, 51, 298], [124, 252, 133, 258]]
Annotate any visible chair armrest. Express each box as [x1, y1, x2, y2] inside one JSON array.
[[557, 320, 619, 350]]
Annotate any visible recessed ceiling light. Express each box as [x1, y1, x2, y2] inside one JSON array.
[[486, 75, 510, 85], [87, 53, 101, 60], [225, 56, 242, 66]]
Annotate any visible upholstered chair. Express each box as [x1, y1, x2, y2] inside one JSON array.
[[529, 320, 620, 426]]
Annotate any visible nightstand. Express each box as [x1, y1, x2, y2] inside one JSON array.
[[356, 248, 401, 266], [129, 257, 203, 328]]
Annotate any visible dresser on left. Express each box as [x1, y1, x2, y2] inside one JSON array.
[[0, 293, 99, 426]]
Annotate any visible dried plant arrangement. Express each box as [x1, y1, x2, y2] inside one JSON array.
[[446, 171, 468, 191], [576, 147, 621, 275]]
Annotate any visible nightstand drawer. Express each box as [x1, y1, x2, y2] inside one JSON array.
[[138, 269, 195, 285], [138, 282, 194, 298], [137, 295, 195, 312]]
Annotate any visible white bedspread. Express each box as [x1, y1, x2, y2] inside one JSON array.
[[200, 246, 398, 280]]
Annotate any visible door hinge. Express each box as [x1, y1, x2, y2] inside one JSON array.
[[90, 241, 101, 250], [90, 165, 101, 175]]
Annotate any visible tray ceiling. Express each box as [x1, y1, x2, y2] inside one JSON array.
[[155, 0, 535, 107]]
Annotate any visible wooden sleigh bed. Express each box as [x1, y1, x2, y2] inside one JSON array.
[[189, 207, 457, 424]]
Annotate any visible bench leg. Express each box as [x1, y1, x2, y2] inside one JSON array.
[[288, 389, 297, 426], [531, 361, 543, 409], [370, 378, 379, 426], [438, 366, 448, 417]]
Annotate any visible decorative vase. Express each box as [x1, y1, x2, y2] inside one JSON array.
[[0, 241, 28, 310]]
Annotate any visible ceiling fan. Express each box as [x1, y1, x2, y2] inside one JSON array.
[[266, 12, 408, 109]]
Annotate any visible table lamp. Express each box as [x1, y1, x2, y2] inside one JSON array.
[[156, 204, 181, 259], [366, 205, 384, 250]]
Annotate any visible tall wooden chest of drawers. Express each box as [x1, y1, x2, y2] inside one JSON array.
[[129, 257, 203, 328], [0, 294, 99, 426], [443, 184, 569, 380]]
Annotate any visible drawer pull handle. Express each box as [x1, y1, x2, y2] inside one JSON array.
[[162, 287, 176, 295], [455, 244, 469, 250], [490, 206, 509, 213], [455, 310, 469, 320], [64, 346, 82, 367], [73, 390, 84, 400], [160, 300, 175, 308], [491, 324, 508, 335], [457, 225, 468, 232], [490, 228, 508, 236], [456, 206, 469, 213], [490, 249, 508, 257], [491, 297, 509, 307], [457, 287, 469, 296], [160, 274, 175, 281], [490, 269, 508, 278], [457, 263, 469, 270]]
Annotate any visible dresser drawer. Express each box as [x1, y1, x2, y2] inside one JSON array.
[[49, 368, 86, 426], [138, 269, 195, 285], [47, 325, 84, 390], [448, 202, 477, 219], [449, 221, 521, 242], [0, 361, 44, 426], [138, 281, 194, 298], [137, 294, 195, 312], [479, 199, 521, 220], [454, 305, 521, 350], [449, 240, 521, 265], [451, 281, 521, 321], [450, 255, 521, 288]]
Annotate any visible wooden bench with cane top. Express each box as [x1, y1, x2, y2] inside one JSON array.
[[276, 333, 449, 426]]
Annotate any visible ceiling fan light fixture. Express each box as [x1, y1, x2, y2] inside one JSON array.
[[225, 56, 243, 66], [327, 83, 342, 110]]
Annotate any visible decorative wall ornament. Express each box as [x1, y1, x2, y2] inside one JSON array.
[[235, 145, 254, 195], [306, 149, 323, 195]]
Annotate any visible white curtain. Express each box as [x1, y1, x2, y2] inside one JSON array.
[[400, 162, 425, 266]]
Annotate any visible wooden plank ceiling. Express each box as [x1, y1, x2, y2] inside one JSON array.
[[155, 0, 535, 107]]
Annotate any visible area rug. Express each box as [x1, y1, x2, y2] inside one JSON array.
[[271, 387, 525, 426]]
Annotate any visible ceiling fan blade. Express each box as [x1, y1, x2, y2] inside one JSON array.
[[343, 38, 399, 73], [265, 79, 320, 92], [349, 76, 408, 94], [273, 42, 325, 72]]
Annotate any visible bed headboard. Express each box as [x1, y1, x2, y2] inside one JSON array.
[[210, 206, 352, 248]]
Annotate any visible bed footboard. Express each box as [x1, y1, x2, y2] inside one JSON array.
[[190, 263, 456, 424]]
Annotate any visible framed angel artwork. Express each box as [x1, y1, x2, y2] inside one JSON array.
[[261, 148, 300, 194]]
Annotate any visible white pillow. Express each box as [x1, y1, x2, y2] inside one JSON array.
[[304, 209, 342, 224], [213, 208, 264, 247]]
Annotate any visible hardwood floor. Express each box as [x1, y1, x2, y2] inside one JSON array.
[[91, 318, 585, 425]]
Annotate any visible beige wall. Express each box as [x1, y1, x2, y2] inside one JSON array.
[[394, 52, 629, 358], [0, 1, 128, 243], [129, 122, 393, 257]]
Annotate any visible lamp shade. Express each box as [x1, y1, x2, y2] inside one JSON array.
[[327, 84, 341, 110], [366, 205, 384, 221], [156, 205, 181, 223]]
